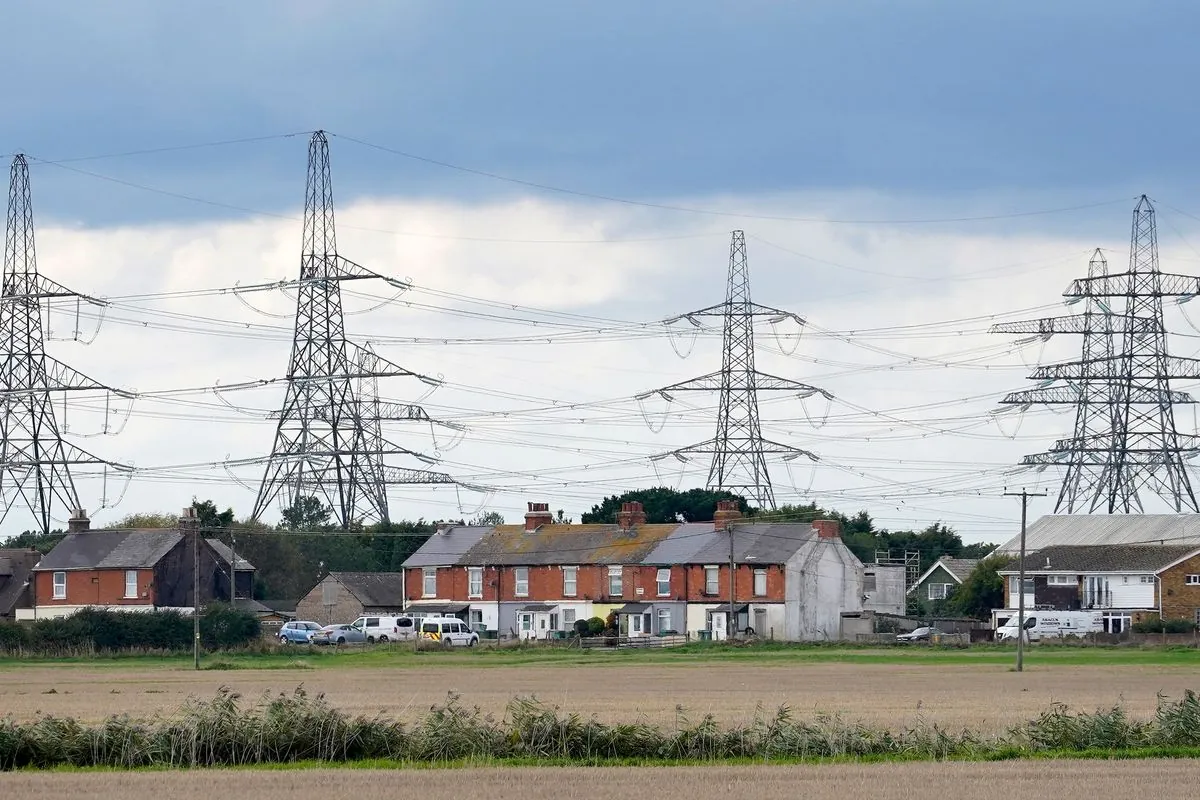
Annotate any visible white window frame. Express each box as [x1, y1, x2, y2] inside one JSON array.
[[514, 567, 529, 597], [656, 568, 671, 597], [422, 567, 437, 598], [753, 568, 767, 597], [608, 565, 623, 597], [52, 571, 66, 600], [657, 607, 671, 633], [1047, 575, 1076, 586], [562, 566, 577, 597], [704, 565, 719, 595], [563, 608, 576, 627], [124, 570, 138, 599], [928, 582, 949, 601], [468, 567, 483, 599], [1188, 574, 1200, 586], [1009, 576, 1034, 593], [1139, 575, 1155, 584]]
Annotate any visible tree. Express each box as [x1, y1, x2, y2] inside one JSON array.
[[950, 555, 1014, 620], [582, 487, 750, 524], [470, 511, 505, 527], [105, 512, 176, 529], [279, 496, 333, 531], [1, 528, 65, 553], [191, 498, 234, 530]]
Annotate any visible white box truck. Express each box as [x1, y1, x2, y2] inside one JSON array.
[[995, 611, 1104, 642]]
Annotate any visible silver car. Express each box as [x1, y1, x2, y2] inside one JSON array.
[[311, 623, 366, 646]]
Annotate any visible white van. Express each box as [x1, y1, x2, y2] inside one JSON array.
[[419, 616, 479, 647], [996, 611, 1103, 642], [350, 615, 416, 643]]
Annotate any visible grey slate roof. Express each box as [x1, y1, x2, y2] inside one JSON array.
[[0, 549, 40, 617], [403, 526, 492, 567], [913, 556, 979, 587], [206, 539, 256, 572], [642, 523, 819, 565], [1004, 545, 1200, 574], [996, 515, 1200, 554], [445, 524, 680, 567], [34, 530, 183, 571], [333, 572, 407, 607]]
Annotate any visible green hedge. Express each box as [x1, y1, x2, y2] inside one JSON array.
[[0, 606, 261, 654], [1132, 618, 1198, 634]]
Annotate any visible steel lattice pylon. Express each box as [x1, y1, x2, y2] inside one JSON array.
[[252, 131, 460, 529], [640, 231, 829, 509], [0, 155, 124, 534], [995, 196, 1200, 513]]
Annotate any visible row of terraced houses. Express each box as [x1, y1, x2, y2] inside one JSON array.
[[299, 500, 908, 640]]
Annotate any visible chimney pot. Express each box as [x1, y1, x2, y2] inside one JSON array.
[[812, 519, 841, 540], [713, 500, 742, 529], [616, 500, 647, 531], [524, 501, 554, 532], [67, 508, 91, 534]]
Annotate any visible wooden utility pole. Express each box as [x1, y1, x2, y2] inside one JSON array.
[[727, 523, 736, 641], [1004, 488, 1046, 672]]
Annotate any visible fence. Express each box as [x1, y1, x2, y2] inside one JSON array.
[[578, 634, 691, 650]]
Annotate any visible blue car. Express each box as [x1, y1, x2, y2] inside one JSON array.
[[278, 620, 321, 644]]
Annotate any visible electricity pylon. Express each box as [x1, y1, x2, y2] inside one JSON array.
[[640, 230, 829, 510], [252, 131, 460, 529], [0, 155, 128, 534], [996, 196, 1200, 512]]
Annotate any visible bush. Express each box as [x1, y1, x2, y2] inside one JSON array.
[[572, 619, 590, 637], [1132, 618, 1197, 634], [0, 607, 261, 655], [585, 617, 605, 636]]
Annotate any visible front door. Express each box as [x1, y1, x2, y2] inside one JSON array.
[[630, 614, 643, 637], [711, 611, 727, 641], [518, 612, 535, 640]]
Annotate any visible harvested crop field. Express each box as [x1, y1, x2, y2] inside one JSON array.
[[2, 761, 1197, 799], [2, 661, 1197, 731]]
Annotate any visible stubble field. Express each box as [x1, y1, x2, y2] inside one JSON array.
[[3, 656, 1198, 732], [2, 761, 1197, 800]]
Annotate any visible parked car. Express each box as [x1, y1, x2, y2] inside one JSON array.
[[278, 620, 322, 644], [349, 615, 417, 643], [419, 616, 479, 647], [896, 626, 943, 642], [311, 623, 367, 646]]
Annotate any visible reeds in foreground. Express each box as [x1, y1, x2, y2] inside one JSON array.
[[4, 688, 1200, 769]]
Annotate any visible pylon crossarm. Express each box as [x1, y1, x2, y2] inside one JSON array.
[[1066, 272, 1200, 298], [299, 254, 410, 291], [344, 341, 438, 385], [377, 466, 458, 485], [1030, 355, 1200, 381], [990, 314, 1157, 335], [0, 356, 129, 396], [671, 303, 804, 323], [753, 372, 834, 396], [1002, 386, 1194, 405]]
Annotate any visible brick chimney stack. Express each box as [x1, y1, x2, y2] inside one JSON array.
[[524, 502, 554, 531], [812, 519, 841, 540], [67, 508, 90, 533], [713, 500, 742, 529], [616, 501, 647, 531]]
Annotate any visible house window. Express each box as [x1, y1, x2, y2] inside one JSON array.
[[928, 583, 950, 601], [1187, 575, 1200, 586], [469, 608, 483, 630], [563, 608, 576, 627], [514, 567, 529, 597], [704, 566, 719, 595], [1047, 575, 1076, 586], [1139, 576, 1155, 584], [1009, 576, 1034, 593], [1195, 609, 1200, 626], [657, 607, 672, 633], [608, 566, 623, 597], [321, 581, 337, 605], [52, 571, 66, 600], [422, 568, 437, 597], [753, 569, 767, 597], [124, 570, 138, 599], [562, 566, 577, 597], [656, 568, 671, 596], [468, 567, 483, 598]]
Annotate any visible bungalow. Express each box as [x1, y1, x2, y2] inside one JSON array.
[[295, 571, 411, 626], [401, 500, 872, 641], [0, 548, 40, 620], [909, 555, 979, 613]]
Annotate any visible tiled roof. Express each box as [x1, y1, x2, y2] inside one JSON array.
[[996, 515, 1200, 554], [915, 556, 979, 584], [1004, 544, 1200, 574], [0, 549, 40, 616], [403, 526, 491, 567], [457, 523, 680, 566], [206, 539, 256, 571], [643, 523, 820, 565], [332, 572, 407, 607], [34, 530, 183, 571]]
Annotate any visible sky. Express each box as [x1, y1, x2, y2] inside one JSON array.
[[5, 2, 1200, 544]]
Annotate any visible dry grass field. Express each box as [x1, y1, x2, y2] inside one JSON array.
[[2, 660, 1197, 731], [2, 761, 1196, 799]]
